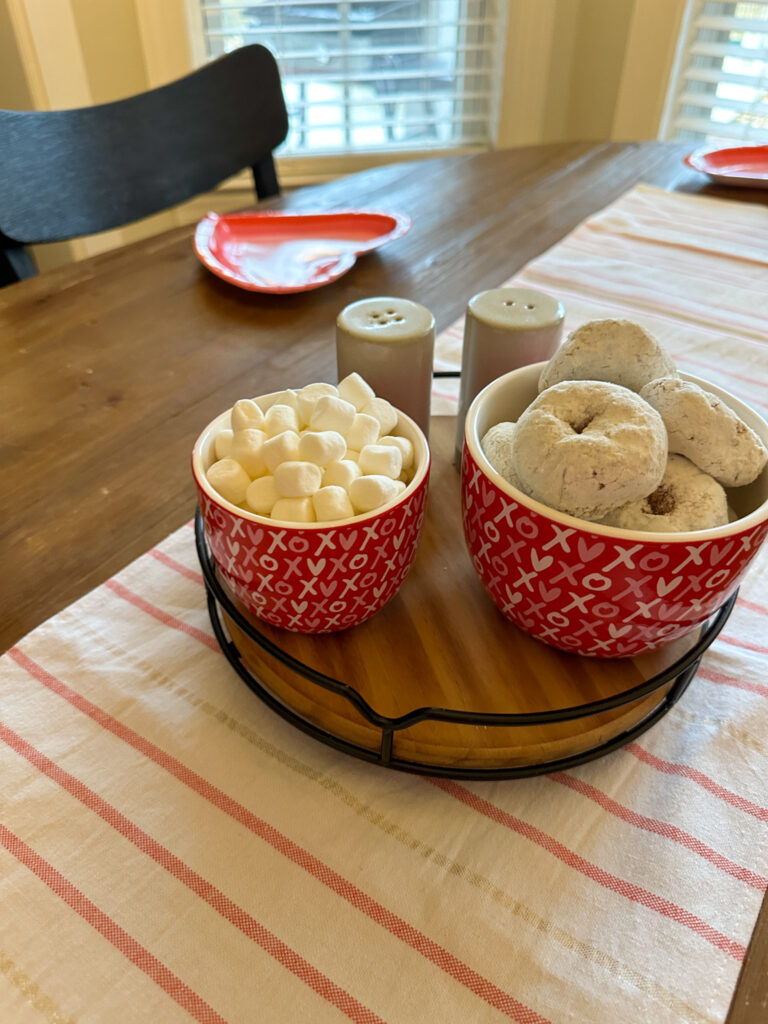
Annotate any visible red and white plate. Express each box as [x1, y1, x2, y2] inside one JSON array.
[[194, 209, 412, 293], [684, 144, 768, 188]]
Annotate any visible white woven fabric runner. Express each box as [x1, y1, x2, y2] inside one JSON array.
[[2, 185, 767, 1024]]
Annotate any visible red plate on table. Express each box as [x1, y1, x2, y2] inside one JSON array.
[[684, 144, 768, 187], [194, 209, 412, 293]]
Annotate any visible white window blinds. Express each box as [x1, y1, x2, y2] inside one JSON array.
[[661, 0, 768, 144], [192, 1, 505, 156]]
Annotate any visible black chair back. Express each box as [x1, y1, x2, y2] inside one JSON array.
[[0, 44, 289, 283]]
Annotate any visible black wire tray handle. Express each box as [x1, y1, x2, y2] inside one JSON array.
[[195, 509, 736, 780]]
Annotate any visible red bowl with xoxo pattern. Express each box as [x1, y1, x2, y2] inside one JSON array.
[[193, 402, 430, 634], [462, 363, 768, 658]]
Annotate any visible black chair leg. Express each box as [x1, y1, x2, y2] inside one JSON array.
[[252, 156, 280, 200], [1, 243, 38, 286]]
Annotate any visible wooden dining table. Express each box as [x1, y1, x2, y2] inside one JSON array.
[[2, 139, 766, 1023]]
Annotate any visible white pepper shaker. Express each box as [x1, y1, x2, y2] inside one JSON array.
[[454, 287, 565, 465], [336, 296, 435, 438]]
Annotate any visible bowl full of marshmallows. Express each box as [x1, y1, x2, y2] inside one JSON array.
[[461, 319, 768, 658], [193, 373, 430, 634]]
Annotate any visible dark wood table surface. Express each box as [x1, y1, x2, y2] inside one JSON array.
[[2, 139, 766, 1021]]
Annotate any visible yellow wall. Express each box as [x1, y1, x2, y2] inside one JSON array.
[[70, 0, 148, 102], [0, 0, 33, 108], [566, 0, 636, 139]]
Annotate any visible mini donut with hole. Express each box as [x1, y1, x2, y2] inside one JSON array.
[[511, 380, 668, 520]]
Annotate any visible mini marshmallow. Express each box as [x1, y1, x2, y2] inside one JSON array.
[[323, 459, 361, 490], [312, 486, 355, 522], [309, 394, 356, 434], [362, 396, 398, 435], [264, 403, 300, 437], [297, 382, 338, 427], [359, 444, 403, 479], [271, 496, 316, 523], [207, 458, 251, 506], [273, 461, 323, 498], [345, 449, 360, 464], [230, 428, 267, 477], [346, 412, 381, 451], [349, 475, 405, 513], [214, 429, 234, 460], [298, 430, 347, 467], [262, 430, 300, 472], [245, 475, 278, 516], [338, 372, 376, 411], [257, 389, 298, 413], [379, 434, 414, 471], [231, 399, 265, 432]]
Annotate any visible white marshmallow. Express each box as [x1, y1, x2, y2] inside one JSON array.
[[338, 372, 376, 411], [346, 412, 381, 451], [345, 449, 360, 464], [323, 459, 361, 490], [214, 429, 234, 460], [207, 458, 251, 506], [245, 475, 278, 516], [271, 497, 316, 523], [312, 486, 355, 522], [273, 461, 323, 498], [362, 396, 398, 435], [310, 395, 356, 434], [264, 403, 300, 437], [379, 434, 414, 471], [257, 389, 298, 413], [262, 430, 300, 472], [297, 382, 338, 427], [231, 399, 265, 432], [298, 430, 347, 467], [349, 475, 405, 513], [230, 428, 267, 477], [359, 444, 403, 479]]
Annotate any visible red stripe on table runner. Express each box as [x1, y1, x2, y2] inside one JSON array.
[[149, 548, 204, 586], [0, 823, 225, 1024], [548, 773, 766, 889], [7, 648, 549, 1024], [626, 744, 768, 823], [698, 666, 768, 699], [566, 227, 768, 286], [0, 722, 384, 1024], [737, 597, 768, 618], [514, 270, 768, 363], [718, 633, 768, 656], [104, 579, 219, 652], [427, 778, 746, 961]]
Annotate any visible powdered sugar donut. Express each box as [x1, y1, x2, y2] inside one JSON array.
[[539, 319, 677, 393], [512, 380, 667, 519], [600, 455, 728, 533], [640, 377, 768, 487], [481, 422, 529, 492]]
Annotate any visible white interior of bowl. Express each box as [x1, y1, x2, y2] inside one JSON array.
[[192, 398, 430, 528], [465, 361, 768, 541]]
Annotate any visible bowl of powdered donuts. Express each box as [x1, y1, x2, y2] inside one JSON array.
[[193, 373, 430, 633], [461, 319, 768, 658]]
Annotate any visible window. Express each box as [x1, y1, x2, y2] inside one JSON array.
[[661, 0, 768, 145], [189, 1, 506, 157]]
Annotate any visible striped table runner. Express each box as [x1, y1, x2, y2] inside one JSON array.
[[2, 185, 767, 1024]]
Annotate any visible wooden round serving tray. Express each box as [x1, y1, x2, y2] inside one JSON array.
[[198, 418, 733, 778]]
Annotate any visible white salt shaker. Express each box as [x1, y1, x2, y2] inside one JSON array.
[[454, 287, 565, 465], [336, 296, 435, 438]]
